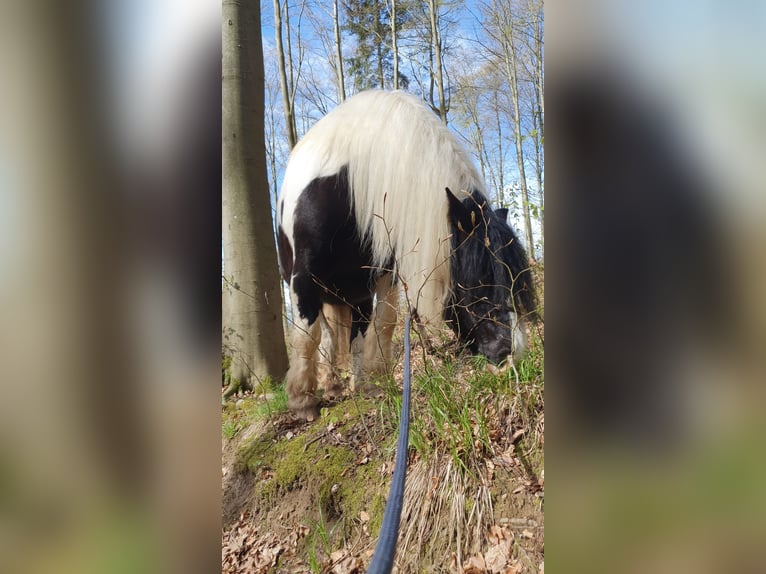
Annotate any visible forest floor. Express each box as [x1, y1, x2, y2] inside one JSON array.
[[221, 319, 544, 574]]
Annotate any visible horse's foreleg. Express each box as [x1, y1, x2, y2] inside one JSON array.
[[511, 312, 528, 362], [285, 289, 322, 421], [349, 299, 373, 392], [363, 277, 399, 375], [316, 305, 347, 399], [327, 304, 352, 375]]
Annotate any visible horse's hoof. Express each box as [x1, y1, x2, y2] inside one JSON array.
[[293, 405, 320, 422], [288, 393, 320, 421], [320, 384, 344, 400]]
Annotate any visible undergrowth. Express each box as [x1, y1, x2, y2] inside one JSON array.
[[223, 319, 545, 572], [221, 379, 289, 439], [381, 326, 544, 476]]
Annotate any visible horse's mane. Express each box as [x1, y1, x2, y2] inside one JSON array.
[[285, 90, 485, 324]]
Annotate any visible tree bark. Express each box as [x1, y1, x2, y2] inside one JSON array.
[[376, 32, 385, 89], [493, 89, 505, 198], [333, 0, 346, 101], [534, 0, 544, 141], [503, 19, 535, 260], [533, 0, 544, 253], [223, 1, 289, 391], [391, 0, 399, 90], [533, 99, 544, 252], [273, 0, 298, 149], [428, 0, 448, 123]]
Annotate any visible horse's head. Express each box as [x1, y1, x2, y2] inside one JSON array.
[[444, 188, 537, 364]]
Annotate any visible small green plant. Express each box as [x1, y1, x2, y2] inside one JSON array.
[[306, 503, 340, 573], [222, 419, 241, 440], [249, 383, 289, 419], [307, 545, 321, 574]]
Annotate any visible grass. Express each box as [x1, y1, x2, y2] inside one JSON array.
[[221, 380, 290, 440], [222, 316, 545, 572], [307, 504, 341, 573], [371, 324, 545, 569], [380, 325, 544, 476], [222, 419, 240, 440]]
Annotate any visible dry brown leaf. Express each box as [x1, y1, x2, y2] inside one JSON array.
[[484, 540, 511, 573], [462, 554, 486, 574], [492, 454, 516, 470], [330, 549, 362, 574]]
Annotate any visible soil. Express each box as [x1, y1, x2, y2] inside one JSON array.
[[222, 373, 544, 573]]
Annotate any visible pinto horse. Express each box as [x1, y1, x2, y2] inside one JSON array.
[[277, 90, 537, 420]]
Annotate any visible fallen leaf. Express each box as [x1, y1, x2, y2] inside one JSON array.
[[484, 539, 511, 572], [330, 549, 362, 574], [510, 429, 526, 443], [462, 554, 486, 573]]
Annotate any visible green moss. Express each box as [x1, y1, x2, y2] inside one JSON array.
[[236, 397, 390, 537], [366, 492, 387, 537], [235, 426, 280, 476]]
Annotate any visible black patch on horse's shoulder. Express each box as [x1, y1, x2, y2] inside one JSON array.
[[290, 166, 382, 328]]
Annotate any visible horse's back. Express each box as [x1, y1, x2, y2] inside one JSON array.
[[278, 89, 487, 326]]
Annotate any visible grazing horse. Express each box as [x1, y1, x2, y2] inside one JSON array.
[[277, 90, 537, 420]]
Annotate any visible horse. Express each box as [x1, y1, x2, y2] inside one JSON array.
[[276, 90, 537, 420]]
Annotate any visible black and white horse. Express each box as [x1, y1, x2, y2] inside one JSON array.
[[277, 90, 537, 420]]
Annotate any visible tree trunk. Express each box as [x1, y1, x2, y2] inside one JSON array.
[[504, 25, 535, 260], [223, 0, 289, 391], [391, 0, 399, 90], [494, 91, 505, 199], [533, 0, 544, 253], [333, 0, 346, 101], [273, 0, 298, 149], [428, 0, 448, 123], [534, 1, 544, 141], [533, 90, 544, 255], [376, 37, 385, 89]]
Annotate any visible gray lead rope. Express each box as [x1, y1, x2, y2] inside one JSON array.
[[366, 313, 412, 574]]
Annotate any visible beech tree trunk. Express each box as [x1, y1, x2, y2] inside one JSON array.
[[391, 0, 399, 90], [273, 0, 298, 149], [333, 0, 346, 101], [503, 21, 535, 260], [223, 0, 289, 391], [428, 0, 448, 123]]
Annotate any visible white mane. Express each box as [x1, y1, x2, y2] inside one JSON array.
[[280, 90, 485, 325]]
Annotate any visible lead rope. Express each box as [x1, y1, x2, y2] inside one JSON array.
[[365, 313, 412, 574]]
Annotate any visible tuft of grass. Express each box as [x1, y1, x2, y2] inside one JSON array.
[[306, 503, 342, 571], [222, 419, 241, 440], [382, 324, 544, 476], [248, 384, 289, 420], [221, 382, 290, 445]]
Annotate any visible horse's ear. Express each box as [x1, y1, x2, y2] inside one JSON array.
[[446, 187, 474, 234], [495, 207, 509, 221]]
